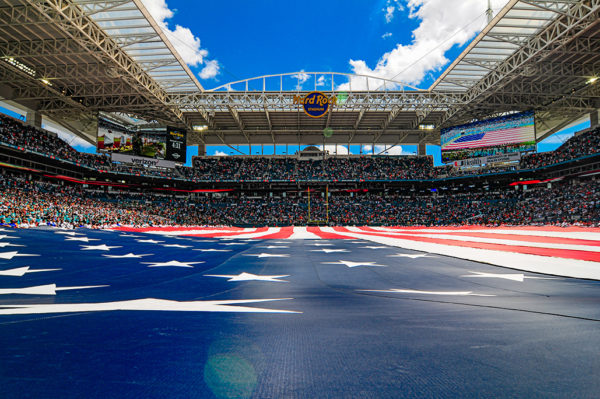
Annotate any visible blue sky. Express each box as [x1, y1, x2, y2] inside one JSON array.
[[0, 0, 591, 166]]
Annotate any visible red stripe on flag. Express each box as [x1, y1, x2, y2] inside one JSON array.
[[361, 228, 600, 247], [258, 226, 295, 239], [307, 226, 354, 239], [115, 226, 244, 232], [184, 227, 269, 238], [333, 227, 600, 262]]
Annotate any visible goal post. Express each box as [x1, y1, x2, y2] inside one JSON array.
[[307, 186, 329, 225]]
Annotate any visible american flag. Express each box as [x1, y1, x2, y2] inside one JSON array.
[[117, 225, 600, 279], [441, 125, 536, 151], [1, 225, 599, 397]]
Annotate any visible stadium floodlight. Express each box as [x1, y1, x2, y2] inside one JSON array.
[[419, 124, 435, 130], [2, 57, 36, 77], [193, 125, 208, 132], [587, 77, 598, 85], [40, 79, 53, 87]]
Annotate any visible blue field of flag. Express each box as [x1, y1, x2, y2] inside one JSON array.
[[453, 132, 486, 143], [0, 227, 599, 398]]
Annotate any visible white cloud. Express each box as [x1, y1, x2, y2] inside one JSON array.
[[317, 75, 326, 86], [140, 0, 219, 78], [319, 145, 351, 155], [214, 150, 229, 156], [376, 145, 404, 155], [292, 70, 310, 89], [381, 32, 393, 39], [199, 60, 220, 80], [383, 0, 405, 23], [362, 144, 405, 155], [385, 6, 396, 23], [342, 0, 509, 90]]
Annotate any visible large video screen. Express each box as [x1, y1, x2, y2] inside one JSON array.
[[97, 118, 186, 163], [441, 111, 536, 163]]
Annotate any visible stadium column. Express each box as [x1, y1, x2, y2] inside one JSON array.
[[418, 142, 427, 156], [590, 109, 599, 128], [26, 111, 42, 129], [197, 144, 206, 156]]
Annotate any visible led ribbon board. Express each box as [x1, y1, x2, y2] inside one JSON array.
[[294, 92, 337, 118]]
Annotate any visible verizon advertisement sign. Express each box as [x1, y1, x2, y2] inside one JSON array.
[[112, 153, 176, 169], [453, 152, 521, 167]]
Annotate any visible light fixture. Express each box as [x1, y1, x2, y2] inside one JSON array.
[[192, 125, 208, 132]]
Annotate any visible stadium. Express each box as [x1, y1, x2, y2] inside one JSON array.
[[0, 0, 599, 397]]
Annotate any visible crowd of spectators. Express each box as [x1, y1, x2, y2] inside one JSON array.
[[0, 174, 175, 228], [184, 156, 450, 181], [0, 115, 112, 170], [2, 170, 598, 228], [520, 126, 600, 169], [2, 114, 600, 183]]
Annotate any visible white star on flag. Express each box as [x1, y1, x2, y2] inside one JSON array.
[[360, 246, 389, 249], [311, 249, 348, 253], [259, 245, 289, 249], [102, 253, 152, 258], [0, 235, 18, 240], [460, 271, 557, 282], [142, 260, 204, 268], [136, 239, 165, 244], [0, 242, 24, 248], [0, 283, 108, 295], [205, 272, 290, 282], [244, 253, 290, 258], [309, 243, 333, 246], [162, 244, 193, 248], [193, 248, 231, 252], [80, 244, 122, 251], [0, 251, 40, 260], [0, 298, 300, 315], [388, 253, 432, 259], [359, 288, 495, 297], [0, 266, 61, 277], [65, 236, 100, 242], [221, 242, 247, 246], [119, 234, 143, 238], [322, 260, 385, 268], [55, 231, 83, 236]]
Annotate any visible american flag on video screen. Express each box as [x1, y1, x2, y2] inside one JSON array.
[[442, 125, 535, 150]]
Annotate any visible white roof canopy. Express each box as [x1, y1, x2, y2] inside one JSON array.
[[73, 0, 203, 93]]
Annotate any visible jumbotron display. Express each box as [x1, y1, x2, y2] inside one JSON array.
[[96, 118, 186, 163], [441, 111, 536, 163]]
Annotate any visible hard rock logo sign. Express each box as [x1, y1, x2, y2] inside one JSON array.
[[293, 91, 337, 118]]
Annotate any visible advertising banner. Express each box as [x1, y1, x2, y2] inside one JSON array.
[[165, 126, 187, 162], [111, 153, 176, 169], [452, 152, 521, 167]]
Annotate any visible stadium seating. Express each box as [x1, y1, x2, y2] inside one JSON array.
[[1, 170, 598, 228], [2, 114, 599, 183]]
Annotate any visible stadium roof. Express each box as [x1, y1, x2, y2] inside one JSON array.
[[0, 0, 198, 141], [431, 0, 575, 92], [73, 0, 202, 93], [0, 0, 598, 147]]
